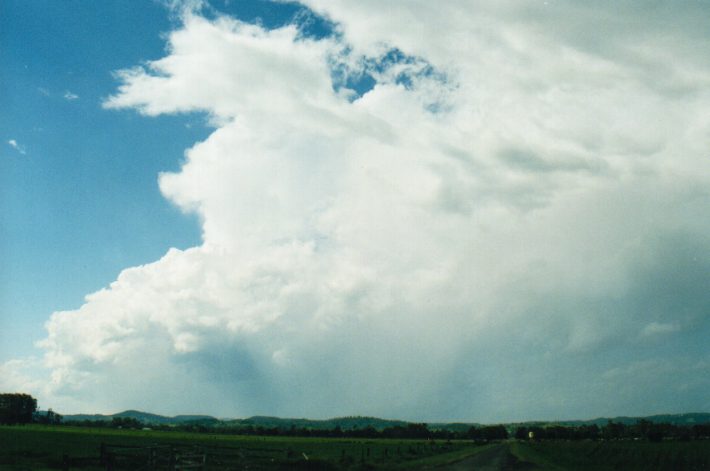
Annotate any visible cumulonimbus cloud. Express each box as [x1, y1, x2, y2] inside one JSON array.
[[4, 1, 710, 421]]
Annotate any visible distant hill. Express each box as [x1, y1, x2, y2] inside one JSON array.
[[63, 410, 218, 425], [553, 412, 710, 427], [62, 411, 405, 430], [224, 416, 410, 431], [62, 410, 710, 430], [429, 422, 482, 432]]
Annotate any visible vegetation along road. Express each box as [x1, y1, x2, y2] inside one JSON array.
[[438, 439, 710, 471]]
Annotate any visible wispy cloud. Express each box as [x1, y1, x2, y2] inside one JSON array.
[[8, 139, 26, 155]]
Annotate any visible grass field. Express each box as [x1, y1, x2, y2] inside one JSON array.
[[510, 439, 710, 470], [0, 425, 488, 470], [3, 426, 709, 470]]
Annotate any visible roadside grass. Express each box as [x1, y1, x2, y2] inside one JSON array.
[[509, 439, 710, 471], [385, 442, 496, 469], [509, 440, 564, 470]]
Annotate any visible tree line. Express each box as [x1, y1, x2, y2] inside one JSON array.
[[515, 420, 710, 442], [62, 418, 710, 442], [0, 393, 61, 425], [64, 418, 511, 440], [5, 392, 709, 442]]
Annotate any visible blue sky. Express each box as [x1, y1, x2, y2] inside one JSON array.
[[1, 0, 209, 361], [0, 0, 350, 363], [2, 0, 710, 422]]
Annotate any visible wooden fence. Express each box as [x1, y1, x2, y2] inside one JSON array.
[[58, 443, 207, 470]]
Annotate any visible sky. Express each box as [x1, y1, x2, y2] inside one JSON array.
[[1, 0, 709, 423]]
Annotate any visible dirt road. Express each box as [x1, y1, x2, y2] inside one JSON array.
[[437, 443, 538, 470]]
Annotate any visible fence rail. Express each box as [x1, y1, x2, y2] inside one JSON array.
[[60, 439, 369, 470], [98, 442, 207, 471]]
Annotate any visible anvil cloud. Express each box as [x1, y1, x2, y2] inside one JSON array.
[[4, 1, 710, 422]]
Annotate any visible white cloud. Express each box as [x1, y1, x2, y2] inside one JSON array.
[[6, 2, 710, 421], [7, 139, 26, 154]]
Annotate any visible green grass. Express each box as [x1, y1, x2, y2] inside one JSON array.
[[510, 440, 710, 471], [7, 426, 707, 470], [0, 425, 483, 470], [387, 442, 496, 469]]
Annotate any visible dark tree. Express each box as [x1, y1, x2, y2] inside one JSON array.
[[467, 425, 508, 441], [482, 425, 508, 440], [514, 426, 528, 439], [0, 393, 37, 424], [36, 408, 63, 425], [110, 417, 142, 429], [602, 420, 627, 439]]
